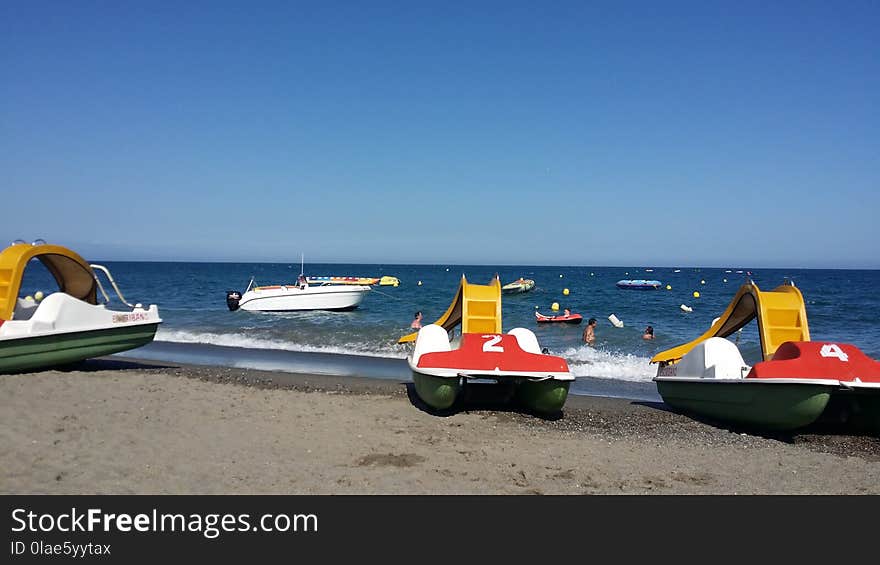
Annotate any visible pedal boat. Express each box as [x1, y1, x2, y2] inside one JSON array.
[[654, 338, 843, 430], [652, 281, 880, 431], [408, 325, 573, 414], [0, 241, 161, 373]]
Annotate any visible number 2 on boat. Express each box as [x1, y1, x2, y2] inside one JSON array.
[[482, 335, 504, 353]]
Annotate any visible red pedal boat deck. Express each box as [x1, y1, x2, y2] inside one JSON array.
[[415, 333, 572, 379], [748, 341, 880, 387]]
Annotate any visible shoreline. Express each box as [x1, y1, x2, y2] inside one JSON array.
[[2, 357, 879, 494], [118, 341, 664, 402]]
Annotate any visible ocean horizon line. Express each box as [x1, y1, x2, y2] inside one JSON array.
[[83, 259, 880, 271]]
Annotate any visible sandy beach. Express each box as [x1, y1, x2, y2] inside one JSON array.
[[2, 358, 879, 495]]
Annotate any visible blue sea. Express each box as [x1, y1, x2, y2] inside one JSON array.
[[20, 262, 880, 401]]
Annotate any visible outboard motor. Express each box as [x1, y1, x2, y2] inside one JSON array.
[[226, 290, 242, 311]]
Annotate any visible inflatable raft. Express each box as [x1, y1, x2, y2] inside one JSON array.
[[535, 311, 583, 324], [306, 276, 380, 286], [616, 279, 662, 290]]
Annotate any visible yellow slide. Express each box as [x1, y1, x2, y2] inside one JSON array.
[[651, 280, 810, 365], [398, 275, 502, 343]]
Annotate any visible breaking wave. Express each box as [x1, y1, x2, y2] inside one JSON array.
[[562, 345, 656, 382], [155, 329, 407, 359]]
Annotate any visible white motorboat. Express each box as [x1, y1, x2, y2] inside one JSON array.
[[226, 276, 370, 312]]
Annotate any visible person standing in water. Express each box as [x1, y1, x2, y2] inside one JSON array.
[[583, 318, 597, 345], [411, 311, 423, 329], [643, 325, 655, 340]]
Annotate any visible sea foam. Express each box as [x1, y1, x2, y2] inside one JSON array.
[[561, 345, 656, 382], [155, 329, 408, 359], [156, 329, 655, 381]]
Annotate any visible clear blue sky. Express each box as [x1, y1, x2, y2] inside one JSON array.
[[2, 1, 877, 267]]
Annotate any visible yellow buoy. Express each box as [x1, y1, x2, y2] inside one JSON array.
[[563, 288, 570, 296], [25, 295, 34, 301], [693, 291, 700, 298], [551, 302, 560, 311], [34, 291, 44, 301], [666, 285, 672, 290]]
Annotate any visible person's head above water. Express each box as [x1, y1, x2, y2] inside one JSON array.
[[588, 318, 597, 326]]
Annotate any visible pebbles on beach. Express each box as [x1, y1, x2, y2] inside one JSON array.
[[1, 358, 879, 495]]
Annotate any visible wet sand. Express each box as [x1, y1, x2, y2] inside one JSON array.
[[1, 358, 879, 494]]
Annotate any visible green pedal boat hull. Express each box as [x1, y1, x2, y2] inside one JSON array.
[[0, 324, 160, 373], [656, 380, 833, 431], [412, 372, 462, 411], [412, 372, 571, 414], [516, 378, 571, 414]]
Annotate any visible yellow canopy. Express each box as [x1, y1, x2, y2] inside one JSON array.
[[0, 242, 97, 320]]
